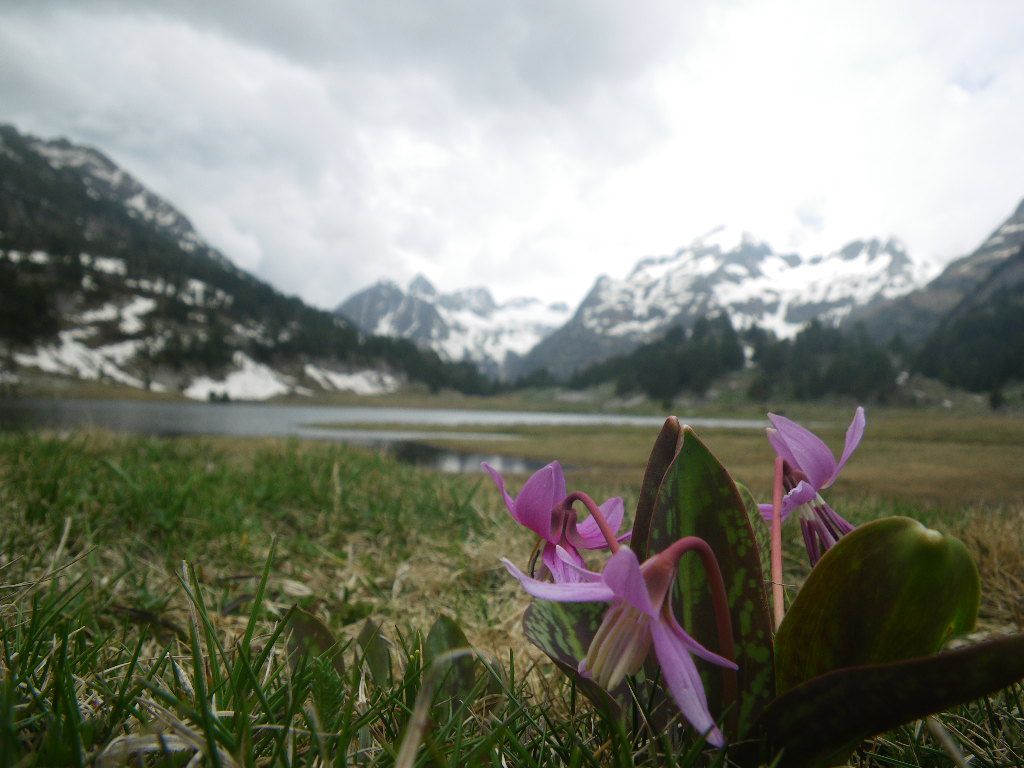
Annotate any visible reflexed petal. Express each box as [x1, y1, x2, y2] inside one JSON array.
[[481, 462, 516, 517], [514, 462, 566, 542], [826, 406, 866, 487], [766, 427, 799, 469], [758, 480, 816, 521], [758, 502, 794, 522], [501, 558, 614, 602], [575, 496, 626, 548], [664, 608, 738, 670], [553, 545, 603, 582], [780, 480, 818, 516], [650, 619, 725, 747], [767, 413, 835, 489], [601, 548, 656, 616], [542, 542, 587, 583]]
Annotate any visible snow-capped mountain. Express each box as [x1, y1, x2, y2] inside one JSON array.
[[515, 227, 933, 377], [0, 124, 485, 399], [336, 276, 571, 378], [25, 135, 206, 255], [848, 198, 1024, 345]]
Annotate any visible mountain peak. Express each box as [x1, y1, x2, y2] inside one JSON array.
[[694, 225, 766, 253], [836, 237, 908, 263], [446, 286, 497, 314], [337, 275, 570, 378], [408, 274, 437, 296], [515, 227, 932, 377], [847, 197, 1024, 345]]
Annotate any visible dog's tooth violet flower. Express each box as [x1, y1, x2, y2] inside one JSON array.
[[503, 539, 737, 747], [483, 461, 628, 582], [760, 407, 865, 564]]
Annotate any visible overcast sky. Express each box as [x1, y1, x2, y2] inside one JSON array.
[[2, 0, 1022, 309]]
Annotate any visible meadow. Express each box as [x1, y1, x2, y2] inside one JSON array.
[[1, 406, 1023, 765]]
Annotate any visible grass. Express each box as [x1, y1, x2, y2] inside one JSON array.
[[393, 407, 1024, 511], [1, 424, 1023, 765]]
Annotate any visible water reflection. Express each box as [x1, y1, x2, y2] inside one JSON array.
[[0, 397, 764, 474], [388, 442, 548, 474]]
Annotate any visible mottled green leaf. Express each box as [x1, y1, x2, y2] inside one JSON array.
[[757, 633, 1024, 768], [735, 481, 772, 589], [424, 614, 477, 701], [522, 600, 622, 717], [286, 606, 345, 678], [775, 516, 980, 693], [650, 427, 775, 737], [357, 618, 392, 686], [631, 416, 683, 562]]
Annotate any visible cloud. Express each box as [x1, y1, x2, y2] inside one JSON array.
[[0, 0, 1022, 309]]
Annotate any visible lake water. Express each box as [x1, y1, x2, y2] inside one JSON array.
[[0, 398, 765, 473]]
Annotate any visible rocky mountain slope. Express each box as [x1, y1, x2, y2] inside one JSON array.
[[911, 231, 1024, 393], [337, 276, 570, 378], [848, 199, 1024, 346], [0, 124, 488, 399], [514, 227, 932, 377]]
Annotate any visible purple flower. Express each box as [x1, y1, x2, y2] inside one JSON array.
[[483, 461, 627, 583], [503, 543, 737, 747], [760, 407, 865, 564]]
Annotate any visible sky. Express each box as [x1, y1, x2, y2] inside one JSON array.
[[1, 0, 1022, 310]]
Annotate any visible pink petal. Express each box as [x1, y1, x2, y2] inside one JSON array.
[[514, 462, 566, 542], [767, 413, 835, 489], [553, 545, 603, 582], [542, 543, 589, 584], [757, 481, 819, 524], [781, 480, 818, 516], [826, 406, 865, 488], [601, 548, 656, 617], [766, 427, 799, 469], [664, 609, 738, 670], [481, 462, 516, 517], [650, 619, 725, 748], [501, 558, 614, 602], [574, 496, 625, 549], [760, 480, 818, 521], [758, 502, 792, 523]]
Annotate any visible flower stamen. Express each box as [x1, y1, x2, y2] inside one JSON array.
[[583, 602, 652, 689]]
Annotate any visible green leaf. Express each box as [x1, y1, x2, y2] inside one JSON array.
[[734, 481, 772, 590], [650, 426, 775, 737], [522, 600, 622, 718], [286, 606, 346, 678], [757, 633, 1024, 768], [775, 516, 980, 693], [631, 416, 683, 562], [424, 614, 477, 702], [356, 618, 392, 686]]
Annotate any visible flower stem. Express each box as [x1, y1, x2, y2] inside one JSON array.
[[663, 536, 738, 725], [771, 455, 785, 630], [563, 491, 620, 553]]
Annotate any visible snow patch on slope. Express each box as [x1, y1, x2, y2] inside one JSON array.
[[184, 353, 292, 401], [13, 329, 156, 389], [303, 365, 399, 395], [119, 296, 156, 333]]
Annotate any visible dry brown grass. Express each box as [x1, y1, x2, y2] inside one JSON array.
[[953, 504, 1024, 631]]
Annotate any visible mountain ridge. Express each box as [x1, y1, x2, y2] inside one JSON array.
[[0, 123, 490, 398], [847, 198, 1024, 345], [512, 228, 932, 378], [336, 274, 571, 378]]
